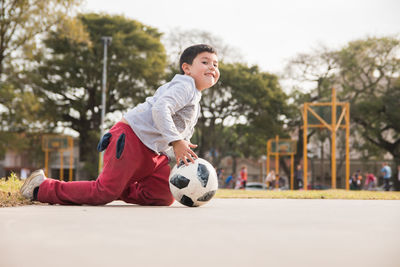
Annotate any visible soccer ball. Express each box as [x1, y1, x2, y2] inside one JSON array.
[[169, 158, 218, 207]]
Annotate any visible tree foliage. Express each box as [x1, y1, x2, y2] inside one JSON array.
[[336, 37, 400, 161], [193, 63, 288, 170], [164, 29, 288, 173], [32, 13, 167, 177], [163, 27, 243, 67], [0, 0, 81, 156], [286, 36, 400, 170], [281, 47, 336, 178], [0, 0, 81, 75]]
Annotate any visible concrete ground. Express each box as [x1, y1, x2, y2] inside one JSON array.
[[0, 199, 399, 267]]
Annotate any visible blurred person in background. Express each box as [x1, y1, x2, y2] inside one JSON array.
[[380, 162, 392, 191], [364, 172, 377, 190]]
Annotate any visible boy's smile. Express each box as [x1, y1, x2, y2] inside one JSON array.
[[182, 52, 220, 91]]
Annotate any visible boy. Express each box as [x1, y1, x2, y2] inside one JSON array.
[[20, 44, 220, 206]]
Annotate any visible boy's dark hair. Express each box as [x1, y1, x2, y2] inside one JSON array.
[[179, 44, 217, 74]]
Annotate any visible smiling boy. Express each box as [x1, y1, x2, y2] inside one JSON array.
[[20, 44, 220, 206]]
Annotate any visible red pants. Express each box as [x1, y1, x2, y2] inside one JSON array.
[[37, 122, 174, 206]]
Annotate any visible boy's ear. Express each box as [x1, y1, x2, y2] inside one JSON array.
[[181, 62, 191, 75]]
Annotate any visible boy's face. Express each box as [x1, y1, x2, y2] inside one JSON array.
[[182, 52, 220, 91]]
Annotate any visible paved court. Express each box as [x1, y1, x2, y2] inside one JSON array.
[[0, 199, 399, 267]]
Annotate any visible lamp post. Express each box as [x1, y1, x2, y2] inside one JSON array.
[[98, 36, 112, 174], [261, 155, 267, 189]]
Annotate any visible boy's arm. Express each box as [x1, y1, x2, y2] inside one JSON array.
[[152, 82, 198, 164]]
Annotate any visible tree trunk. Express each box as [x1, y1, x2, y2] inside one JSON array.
[[76, 119, 99, 179], [320, 139, 325, 185]]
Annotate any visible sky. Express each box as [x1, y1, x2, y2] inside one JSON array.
[[82, 0, 400, 74]]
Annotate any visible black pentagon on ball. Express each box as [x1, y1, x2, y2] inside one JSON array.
[[197, 190, 216, 202], [170, 174, 190, 189], [180, 195, 194, 207], [177, 160, 185, 168], [197, 163, 210, 187]]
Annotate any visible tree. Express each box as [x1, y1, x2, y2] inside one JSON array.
[[283, 46, 339, 182], [163, 27, 243, 67], [164, 29, 288, 173], [284, 36, 400, 187], [193, 63, 288, 171], [32, 13, 167, 177], [0, 0, 81, 158], [0, 0, 81, 76], [336, 37, 400, 162]]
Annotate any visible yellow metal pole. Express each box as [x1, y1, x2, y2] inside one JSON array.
[[45, 150, 49, 177], [267, 141, 270, 174], [345, 103, 350, 190], [69, 138, 74, 182], [290, 154, 294, 190], [303, 104, 308, 190], [331, 88, 337, 189], [309, 102, 347, 106], [266, 141, 270, 188], [335, 109, 346, 132], [60, 150, 64, 181], [98, 152, 103, 174], [275, 135, 279, 189]]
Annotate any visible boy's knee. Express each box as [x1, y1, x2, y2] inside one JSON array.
[[149, 199, 174, 206], [154, 196, 174, 206], [139, 192, 174, 206], [92, 195, 116, 205]]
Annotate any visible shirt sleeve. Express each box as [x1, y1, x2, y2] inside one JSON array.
[[151, 81, 193, 146]]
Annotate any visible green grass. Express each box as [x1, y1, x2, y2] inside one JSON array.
[[215, 188, 400, 200], [0, 173, 32, 207]]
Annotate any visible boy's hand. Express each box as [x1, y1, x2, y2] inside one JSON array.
[[171, 140, 198, 165]]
